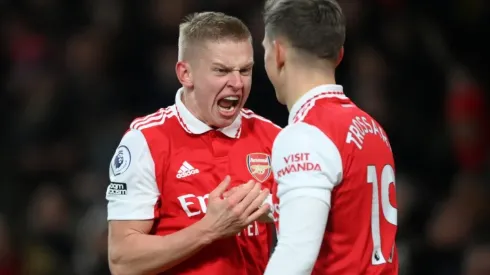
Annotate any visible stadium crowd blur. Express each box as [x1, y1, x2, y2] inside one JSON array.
[[0, 0, 489, 274]]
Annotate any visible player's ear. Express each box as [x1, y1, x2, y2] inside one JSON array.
[[176, 61, 193, 88], [273, 40, 286, 71], [336, 46, 344, 67]]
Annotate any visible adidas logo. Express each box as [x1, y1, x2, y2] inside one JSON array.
[[176, 161, 200, 179]]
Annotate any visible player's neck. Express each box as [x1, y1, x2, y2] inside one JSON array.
[[284, 67, 336, 112], [181, 88, 209, 125]]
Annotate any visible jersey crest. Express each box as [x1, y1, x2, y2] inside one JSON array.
[[246, 153, 272, 183]]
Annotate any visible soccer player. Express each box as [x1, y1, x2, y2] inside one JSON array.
[[106, 12, 280, 275], [262, 0, 398, 274]]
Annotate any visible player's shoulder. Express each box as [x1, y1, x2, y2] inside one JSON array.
[[297, 98, 371, 134], [303, 99, 357, 121], [129, 106, 176, 131], [273, 122, 342, 172], [275, 122, 326, 148], [240, 108, 281, 135], [123, 106, 177, 151]]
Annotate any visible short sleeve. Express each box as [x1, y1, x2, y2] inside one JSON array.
[[106, 129, 159, 220], [271, 122, 343, 206]]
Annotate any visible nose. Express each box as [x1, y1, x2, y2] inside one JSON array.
[[228, 71, 244, 91]]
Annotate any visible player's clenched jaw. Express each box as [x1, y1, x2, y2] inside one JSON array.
[[177, 39, 253, 128]]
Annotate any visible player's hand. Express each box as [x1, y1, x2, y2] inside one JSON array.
[[200, 176, 270, 238], [222, 185, 244, 198], [224, 184, 274, 223]]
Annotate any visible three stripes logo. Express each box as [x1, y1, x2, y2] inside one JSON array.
[[176, 161, 200, 179]]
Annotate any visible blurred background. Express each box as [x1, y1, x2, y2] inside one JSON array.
[[0, 0, 489, 274]]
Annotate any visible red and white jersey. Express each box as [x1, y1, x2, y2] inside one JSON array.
[[266, 85, 398, 275], [106, 88, 281, 275]]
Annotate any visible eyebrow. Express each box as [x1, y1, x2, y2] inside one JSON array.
[[211, 61, 254, 69]]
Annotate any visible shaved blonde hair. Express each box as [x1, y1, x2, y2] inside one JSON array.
[[178, 12, 252, 61]]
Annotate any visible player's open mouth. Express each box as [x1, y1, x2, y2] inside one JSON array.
[[217, 96, 240, 116]]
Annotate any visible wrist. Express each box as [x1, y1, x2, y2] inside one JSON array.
[[193, 217, 219, 245]]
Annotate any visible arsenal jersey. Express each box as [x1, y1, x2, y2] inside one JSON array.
[[106, 88, 281, 275], [267, 85, 398, 275]]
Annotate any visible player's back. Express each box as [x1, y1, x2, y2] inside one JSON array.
[[296, 90, 398, 275]]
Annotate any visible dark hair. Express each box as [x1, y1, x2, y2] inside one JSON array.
[[264, 0, 346, 61]]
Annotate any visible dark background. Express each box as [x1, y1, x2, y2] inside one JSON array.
[[0, 0, 489, 274]]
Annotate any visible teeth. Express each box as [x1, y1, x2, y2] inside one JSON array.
[[218, 105, 235, 112], [223, 96, 239, 101]]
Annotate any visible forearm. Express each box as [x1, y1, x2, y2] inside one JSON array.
[[109, 220, 216, 275], [265, 194, 329, 275]]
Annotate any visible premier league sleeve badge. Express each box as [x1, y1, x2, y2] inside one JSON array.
[[111, 145, 132, 176]]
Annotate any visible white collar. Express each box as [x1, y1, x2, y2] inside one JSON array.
[[174, 88, 242, 138], [288, 84, 346, 124]]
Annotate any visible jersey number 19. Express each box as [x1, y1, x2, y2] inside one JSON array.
[[367, 164, 397, 265]]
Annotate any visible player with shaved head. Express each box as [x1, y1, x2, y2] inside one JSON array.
[[106, 12, 280, 275]]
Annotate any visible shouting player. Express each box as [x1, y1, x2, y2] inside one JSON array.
[[262, 0, 399, 274], [106, 12, 280, 275]]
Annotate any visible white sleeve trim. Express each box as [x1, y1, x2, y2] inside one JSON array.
[[106, 129, 159, 220], [265, 122, 343, 274]]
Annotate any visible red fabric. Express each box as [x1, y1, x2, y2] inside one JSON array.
[[131, 108, 280, 275], [274, 94, 398, 274]]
